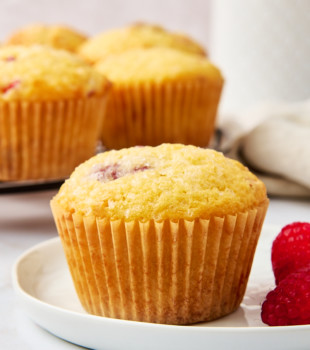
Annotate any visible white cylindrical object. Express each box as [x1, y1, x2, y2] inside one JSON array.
[[210, 0, 310, 116]]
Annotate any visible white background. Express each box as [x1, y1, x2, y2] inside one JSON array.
[[0, 0, 212, 49]]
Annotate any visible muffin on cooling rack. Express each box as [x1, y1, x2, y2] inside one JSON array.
[[95, 47, 223, 149], [78, 22, 206, 63], [0, 45, 110, 181], [51, 143, 268, 325], [5, 23, 87, 52]]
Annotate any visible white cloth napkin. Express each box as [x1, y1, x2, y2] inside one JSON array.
[[220, 100, 310, 197]]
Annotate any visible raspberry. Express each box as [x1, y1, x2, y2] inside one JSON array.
[[1, 80, 20, 94], [90, 163, 151, 182], [4, 56, 15, 62], [271, 222, 310, 284], [95, 164, 121, 181], [261, 265, 310, 326]]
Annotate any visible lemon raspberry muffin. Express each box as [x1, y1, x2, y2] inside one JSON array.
[[51, 143, 268, 324], [0, 45, 110, 181], [95, 47, 223, 149], [5, 23, 87, 53], [78, 22, 206, 64]]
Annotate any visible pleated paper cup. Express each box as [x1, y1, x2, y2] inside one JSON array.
[[101, 78, 223, 150], [51, 198, 268, 325], [0, 96, 107, 181]]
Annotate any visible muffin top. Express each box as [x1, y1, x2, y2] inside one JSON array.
[[79, 23, 206, 63], [0, 45, 110, 101], [5, 23, 87, 52], [52, 144, 267, 221], [95, 47, 223, 84]]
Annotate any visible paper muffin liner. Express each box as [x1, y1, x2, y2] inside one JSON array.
[[51, 199, 268, 325], [0, 96, 107, 181], [101, 78, 223, 150]]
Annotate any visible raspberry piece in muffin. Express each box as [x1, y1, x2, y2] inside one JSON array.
[[4, 56, 16, 62], [2, 80, 20, 94], [89, 162, 151, 182]]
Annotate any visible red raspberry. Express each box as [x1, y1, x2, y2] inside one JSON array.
[[1, 80, 20, 94], [271, 222, 310, 284], [4, 56, 16, 62], [90, 163, 151, 182], [261, 265, 310, 326]]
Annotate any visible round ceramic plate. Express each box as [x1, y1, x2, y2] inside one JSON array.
[[12, 224, 310, 350]]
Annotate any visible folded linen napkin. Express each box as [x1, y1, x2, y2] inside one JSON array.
[[220, 100, 310, 197]]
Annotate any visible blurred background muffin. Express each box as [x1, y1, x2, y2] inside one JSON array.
[[95, 47, 223, 149], [5, 23, 87, 52], [0, 45, 110, 181], [78, 22, 206, 64]]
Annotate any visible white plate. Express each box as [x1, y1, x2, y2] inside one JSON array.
[[12, 224, 310, 350]]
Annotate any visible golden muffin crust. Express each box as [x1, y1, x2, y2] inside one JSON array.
[[95, 47, 223, 84], [5, 23, 87, 52], [79, 23, 206, 63], [53, 144, 267, 221], [0, 45, 110, 101]]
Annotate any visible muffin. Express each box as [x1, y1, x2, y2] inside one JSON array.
[[78, 22, 206, 64], [51, 143, 268, 325], [95, 47, 223, 149], [5, 23, 87, 52], [0, 45, 110, 181]]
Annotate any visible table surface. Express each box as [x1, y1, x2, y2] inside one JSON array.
[[1, 189, 310, 350]]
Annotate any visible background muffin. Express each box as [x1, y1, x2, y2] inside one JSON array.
[[95, 47, 223, 149], [78, 22, 206, 63], [5, 23, 87, 52], [51, 143, 268, 324], [0, 45, 110, 181]]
